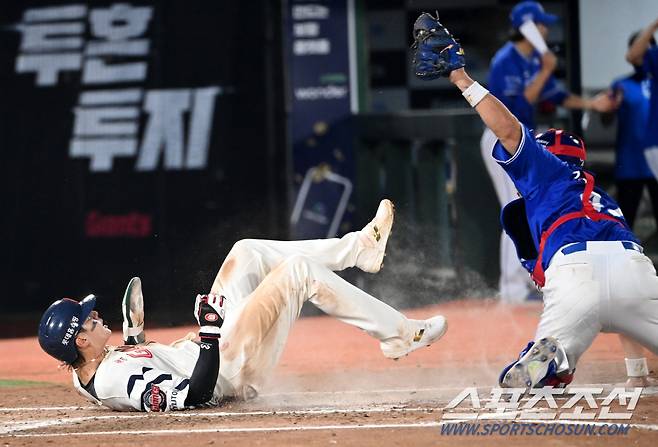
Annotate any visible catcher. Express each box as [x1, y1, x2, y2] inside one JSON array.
[[412, 13, 658, 388], [37, 199, 447, 411]]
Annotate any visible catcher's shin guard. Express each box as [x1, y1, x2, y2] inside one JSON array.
[[122, 277, 146, 345]]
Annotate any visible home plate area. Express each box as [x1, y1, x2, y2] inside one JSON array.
[[2, 302, 658, 446]]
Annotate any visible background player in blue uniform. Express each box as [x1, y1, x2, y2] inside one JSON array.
[[481, 1, 616, 303], [412, 13, 658, 388], [603, 32, 658, 231], [628, 19, 658, 179]]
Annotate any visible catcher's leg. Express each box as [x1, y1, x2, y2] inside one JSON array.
[[210, 199, 395, 301], [535, 258, 601, 367], [533, 268, 600, 369], [219, 254, 446, 398], [607, 250, 658, 355], [501, 254, 601, 388]]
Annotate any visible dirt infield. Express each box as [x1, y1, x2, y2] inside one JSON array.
[[2, 300, 658, 446]]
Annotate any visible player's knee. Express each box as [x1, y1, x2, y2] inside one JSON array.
[[229, 239, 258, 258], [280, 254, 312, 273]]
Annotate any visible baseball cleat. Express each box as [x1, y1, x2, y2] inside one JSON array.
[[500, 337, 559, 388], [357, 199, 395, 273], [381, 315, 448, 359], [122, 277, 146, 345], [242, 385, 259, 401]]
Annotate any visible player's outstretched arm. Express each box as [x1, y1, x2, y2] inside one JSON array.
[[185, 294, 225, 406], [627, 18, 658, 66], [561, 92, 619, 113], [448, 68, 522, 155], [411, 13, 521, 155]]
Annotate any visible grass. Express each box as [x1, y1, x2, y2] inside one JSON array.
[[0, 379, 52, 388]]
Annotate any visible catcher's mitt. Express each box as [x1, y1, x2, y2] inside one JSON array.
[[412, 12, 465, 80]]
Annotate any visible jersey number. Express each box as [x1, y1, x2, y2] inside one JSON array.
[[580, 191, 624, 218]]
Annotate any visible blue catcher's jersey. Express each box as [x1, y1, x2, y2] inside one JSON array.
[[611, 74, 652, 179], [488, 42, 568, 129], [645, 46, 658, 148], [494, 125, 639, 272]]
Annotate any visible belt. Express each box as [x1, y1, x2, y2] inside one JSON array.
[[560, 240, 644, 256]]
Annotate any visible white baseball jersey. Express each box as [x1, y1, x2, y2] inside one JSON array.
[[72, 224, 428, 412], [72, 341, 230, 412]]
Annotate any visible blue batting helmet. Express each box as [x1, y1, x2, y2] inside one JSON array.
[[38, 295, 96, 364], [510, 1, 558, 29]]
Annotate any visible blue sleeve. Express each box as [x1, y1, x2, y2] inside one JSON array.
[[539, 74, 568, 105], [488, 61, 531, 114], [487, 61, 508, 99], [492, 124, 566, 198], [644, 46, 658, 77]]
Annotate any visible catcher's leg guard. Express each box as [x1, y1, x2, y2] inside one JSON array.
[[122, 277, 146, 345]]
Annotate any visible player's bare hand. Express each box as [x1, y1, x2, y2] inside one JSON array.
[[540, 51, 557, 73], [651, 18, 658, 31], [590, 92, 620, 113]]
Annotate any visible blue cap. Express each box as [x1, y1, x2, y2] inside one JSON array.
[[38, 295, 96, 364], [510, 1, 558, 29]]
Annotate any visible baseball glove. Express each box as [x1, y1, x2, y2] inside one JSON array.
[[411, 12, 465, 80]]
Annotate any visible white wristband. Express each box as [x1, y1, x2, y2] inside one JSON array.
[[625, 357, 649, 377], [462, 81, 489, 108]]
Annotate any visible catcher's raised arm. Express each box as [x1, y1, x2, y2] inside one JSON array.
[[411, 12, 465, 80], [411, 12, 522, 154], [411, 11, 658, 392]]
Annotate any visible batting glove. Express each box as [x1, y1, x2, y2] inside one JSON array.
[[194, 293, 226, 338]]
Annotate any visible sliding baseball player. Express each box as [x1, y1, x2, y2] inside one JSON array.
[[37, 200, 448, 411]]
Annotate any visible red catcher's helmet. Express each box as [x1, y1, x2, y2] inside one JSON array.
[[535, 129, 586, 167]]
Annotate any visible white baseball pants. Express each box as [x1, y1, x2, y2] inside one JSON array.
[[481, 127, 535, 302], [209, 235, 417, 398], [535, 241, 658, 369]]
